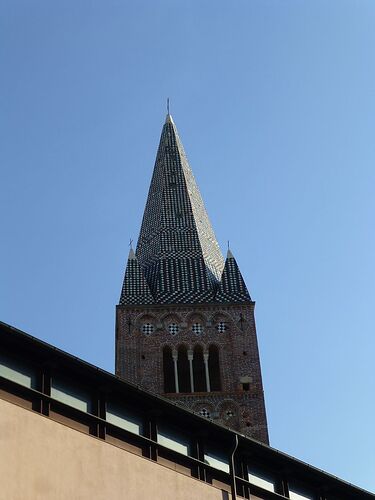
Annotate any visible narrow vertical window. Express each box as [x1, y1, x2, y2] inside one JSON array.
[[177, 345, 191, 393], [193, 345, 206, 392], [208, 345, 221, 391], [163, 346, 175, 393]]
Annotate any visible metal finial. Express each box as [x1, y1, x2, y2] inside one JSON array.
[[167, 98, 170, 115]]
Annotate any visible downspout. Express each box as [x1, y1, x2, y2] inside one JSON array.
[[230, 434, 239, 500]]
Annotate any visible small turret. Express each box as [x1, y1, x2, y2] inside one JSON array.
[[119, 248, 154, 305], [215, 248, 251, 303]]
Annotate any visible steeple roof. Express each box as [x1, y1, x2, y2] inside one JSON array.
[[133, 114, 225, 304], [119, 114, 252, 306]]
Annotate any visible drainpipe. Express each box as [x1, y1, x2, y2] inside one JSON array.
[[230, 434, 239, 500]]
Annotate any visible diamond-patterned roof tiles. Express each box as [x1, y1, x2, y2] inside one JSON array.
[[119, 248, 154, 305], [119, 115, 251, 305], [215, 249, 252, 303]]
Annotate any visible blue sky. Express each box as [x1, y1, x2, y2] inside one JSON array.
[[1, 0, 374, 492]]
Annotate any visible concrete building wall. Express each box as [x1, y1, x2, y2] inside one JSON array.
[[0, 398, 225, 500]]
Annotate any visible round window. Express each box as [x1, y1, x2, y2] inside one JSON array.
[[142, 323, 154, 335], [216, 322, 227, 333], [192, 323, 203, 335], [168, 323, 179, 335], [198, 408, 210, 418]]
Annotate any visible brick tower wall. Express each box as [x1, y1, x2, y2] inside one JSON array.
[[116, 302, 269, 444]]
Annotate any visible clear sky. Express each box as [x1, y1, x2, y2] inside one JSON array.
[[1, 0, 374, 493]]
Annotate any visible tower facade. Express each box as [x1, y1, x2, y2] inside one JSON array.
[[116, 114, 269, 443]]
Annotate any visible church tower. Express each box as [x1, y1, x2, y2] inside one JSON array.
[[116, 114, 269, 443]]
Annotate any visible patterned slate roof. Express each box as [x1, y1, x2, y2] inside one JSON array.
[[119, 115, 251, 305], [120, 248, 154, 305], [215, 249, 252, 303]]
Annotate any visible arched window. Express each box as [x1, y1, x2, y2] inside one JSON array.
[[208, 345, 221, 391], [193, 345, 206, 392], [177, 345, 191, 393], [163, 346, 175, 393]]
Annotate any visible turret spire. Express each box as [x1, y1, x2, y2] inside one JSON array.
[[215, 248, 251, 303], [119, 247, 154, 305]]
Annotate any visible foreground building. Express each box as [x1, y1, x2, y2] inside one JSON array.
[[0, 320, 373, 500], [116, 114, 268, 442]]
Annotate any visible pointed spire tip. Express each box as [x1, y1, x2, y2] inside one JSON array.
[[165, 98, 174, 124], [165, 113, 174, 124]]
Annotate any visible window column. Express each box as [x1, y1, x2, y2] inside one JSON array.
[[188, 349, 194, 393], [172, 349, 179, 393], [203, 352, 211, 392]]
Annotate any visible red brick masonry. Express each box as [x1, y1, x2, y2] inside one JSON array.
[[116, 301, 269, 444]]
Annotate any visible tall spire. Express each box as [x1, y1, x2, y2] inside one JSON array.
[[119, 114, 253, 306], [134, 115, 225, 304]]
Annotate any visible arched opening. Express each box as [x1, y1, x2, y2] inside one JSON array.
[[208, 345, 221, 391], [177, 345, 191, 393], [163, 346, 175, 393], [193, 345, 206, 392]]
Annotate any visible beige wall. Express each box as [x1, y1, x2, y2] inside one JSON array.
[[0, 398, 225, 500]]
